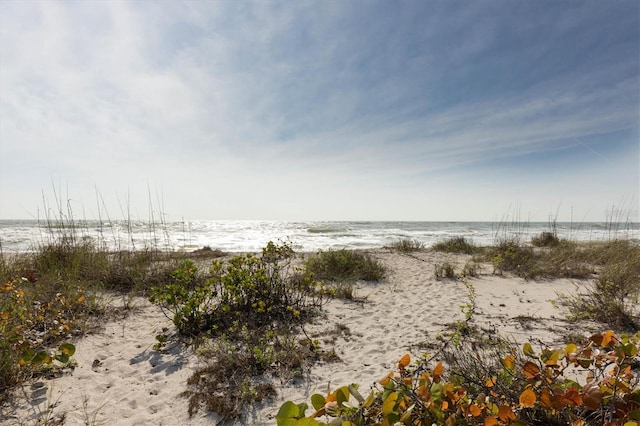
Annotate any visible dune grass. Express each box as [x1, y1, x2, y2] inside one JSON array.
[[389, 238, 425, 253], [432, 233, 639, 330], [304, 249, 387, 282], [432, 236, 478, 255]]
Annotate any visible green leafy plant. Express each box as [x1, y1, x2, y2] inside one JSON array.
[[489, 238, 539, 279], [149, 242, 333, 419], [1, 275, 78, 400]]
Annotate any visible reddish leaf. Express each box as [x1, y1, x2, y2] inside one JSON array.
[[519, 388, 536, 407], [498, 404, 516, 421], [484, 417, 499, 426], [563, 388, 583, 406], [433, 361, 444, 376], [469, 404, 481, 417], [522, 361, 541, 379], [398, 353, 410, 369], [582, 382, 602, 410]]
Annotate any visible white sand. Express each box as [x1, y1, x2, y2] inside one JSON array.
[[3, 250, 593, 425]]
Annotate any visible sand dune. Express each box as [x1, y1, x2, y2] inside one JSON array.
[[4, 250, 590, 425]]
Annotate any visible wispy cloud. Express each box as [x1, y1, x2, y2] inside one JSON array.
[[1, 0, 637, 220]]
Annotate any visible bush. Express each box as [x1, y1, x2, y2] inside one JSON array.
[[304, 250, 386, 282], [277, 330, 640, 426], [150, 242, 333, 419], [432, 237, 478, 255], [1, 272, 80, 401], [150, 242, 326, 337], [0, 235, 184, 400]]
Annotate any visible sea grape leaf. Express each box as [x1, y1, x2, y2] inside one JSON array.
[[311, 394, 326, 411], [31, 351, 51, 365], [59, 343, 75, 356], [523, 342, 535, 357], [276, 401, 302, 426], [582, 382, 602, 411], [519, 389, 536, 407], [398, 353, 410, 369], [522, 361, 540, 379], [382, 391, 398, 415]]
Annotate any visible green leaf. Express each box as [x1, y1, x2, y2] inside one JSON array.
[[277, 401, 301, 425], [335, 386, 350, 406], [523, 342, 535, 357], [624, 343, 638, 357], [311, 394, 326, 411], [363, 391, 375, 408], [31, 351, 51, 365], [296, 403, 308, 417], [348, 384, 364, 403], [55, 353, 69, 364], [59, 343, 75, 356]]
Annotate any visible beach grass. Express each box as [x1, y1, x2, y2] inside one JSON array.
[[389, 238, 425, 252], [304, 249, 387, 282], [432, 236, 479, 254]]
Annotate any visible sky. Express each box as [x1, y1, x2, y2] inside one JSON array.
[[0, 0, 638, 222]]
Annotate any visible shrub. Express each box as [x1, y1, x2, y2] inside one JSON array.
[[304, 250, 386, 282], [329, 281, 359, 301], [150, 242, 326, 338], [149, 242, 334, 420], [432, 236, 478, 255], [1, 274, 79, 401], [182, 330, 312, 420], [390, 239, 425, 253], [277, 330, 640, 426]]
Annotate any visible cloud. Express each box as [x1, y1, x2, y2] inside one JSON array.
[[0, 0, 637, 221]]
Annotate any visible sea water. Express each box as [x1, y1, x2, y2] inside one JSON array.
[[0, 220, 637, 253]]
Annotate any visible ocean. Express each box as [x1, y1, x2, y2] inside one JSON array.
[[0, 220, 637, 253]]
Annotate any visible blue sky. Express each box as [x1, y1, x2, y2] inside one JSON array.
[[1, 0, 638, 221]]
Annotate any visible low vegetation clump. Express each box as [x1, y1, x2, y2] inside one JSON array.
[[390, 239, 425, 253], [277, 330, 640, 426], [489, 237, 540, 279], [304, 249, 387, 282], [149, 242, 334, 419], [150, 242, 326, 338], [559, 241, 640, 331], [531, 230, 561, 247], [434, 262, 457, 280], [0, 223, 185, 403], [432, 236, 478, 255]]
